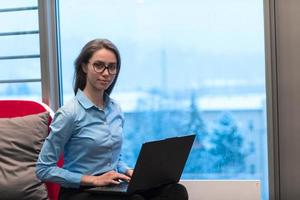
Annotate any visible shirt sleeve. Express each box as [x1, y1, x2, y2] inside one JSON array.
[[117, 154, 131, 174], [115, 108, 131, 174], [35, 107, 83, 188]]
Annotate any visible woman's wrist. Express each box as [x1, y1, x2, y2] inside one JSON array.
[[80, 175, 95, 186]]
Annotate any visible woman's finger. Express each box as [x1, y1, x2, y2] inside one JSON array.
[[110, 179, 121, 184]]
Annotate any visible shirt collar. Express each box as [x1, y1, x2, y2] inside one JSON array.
[[76, 89, 112, 110]]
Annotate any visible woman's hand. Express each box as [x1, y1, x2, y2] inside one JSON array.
[[81, 171, 131, 187]]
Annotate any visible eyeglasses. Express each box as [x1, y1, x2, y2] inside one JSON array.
[[89, 61, 118, 75]]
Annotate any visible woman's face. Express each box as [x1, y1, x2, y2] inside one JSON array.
[[83, 48, 117, 93]]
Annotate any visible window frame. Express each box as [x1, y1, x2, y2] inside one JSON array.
[[38, 0, 62, 110]]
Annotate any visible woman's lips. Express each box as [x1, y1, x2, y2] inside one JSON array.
[[97, 79, 110, 84]]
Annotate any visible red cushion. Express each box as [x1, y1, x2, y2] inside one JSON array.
[[0, 100, 63, 200], [0, 100, 47, 117]]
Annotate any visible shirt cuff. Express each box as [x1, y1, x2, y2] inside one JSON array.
[[117, 163, 131, 174], [64, 172, 83, 188]]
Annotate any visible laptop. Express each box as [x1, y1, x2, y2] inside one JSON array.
[[84, 134, 196, 195]]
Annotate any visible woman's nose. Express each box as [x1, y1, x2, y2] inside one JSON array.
[[101, 68, 110, 76]]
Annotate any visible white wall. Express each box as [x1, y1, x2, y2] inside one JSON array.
[[180, 180, 261, 200]]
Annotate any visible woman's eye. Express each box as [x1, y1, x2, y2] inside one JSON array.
[[94, 62, 105, 68]]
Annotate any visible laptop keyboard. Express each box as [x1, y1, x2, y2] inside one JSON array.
[[100, 181, 129, 192]]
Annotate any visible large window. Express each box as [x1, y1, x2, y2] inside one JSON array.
[[0, 0, 42, 100], [58, 0, 268, 199]]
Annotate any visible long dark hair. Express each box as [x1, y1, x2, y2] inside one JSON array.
[[73, 39, 121, 96]]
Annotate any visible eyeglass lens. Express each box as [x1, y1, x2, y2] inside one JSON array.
[[92, 61, 117, 74]]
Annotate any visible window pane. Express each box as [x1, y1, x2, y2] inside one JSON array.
[[59, 1, 268, 199], [0, 82, 41, 100], [0, 34, 40, 57], [0, 58, 41, 80], [0, 0, 37, 8], [0, 10, 39, 32]]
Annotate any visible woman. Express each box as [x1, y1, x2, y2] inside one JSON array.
[[36, 39, 188, 200]]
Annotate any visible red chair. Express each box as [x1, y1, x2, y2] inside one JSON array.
[[0, 100, 63, 200]]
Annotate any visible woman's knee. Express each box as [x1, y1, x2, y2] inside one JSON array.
[[165, 183, 189, 200]]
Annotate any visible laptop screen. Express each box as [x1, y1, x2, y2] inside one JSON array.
[[127, 134, 196, 194]]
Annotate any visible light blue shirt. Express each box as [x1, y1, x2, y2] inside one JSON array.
[[36, 90, 130, 188]]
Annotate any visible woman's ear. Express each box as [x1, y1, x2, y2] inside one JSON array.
[[82, 63, 88, 73]]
